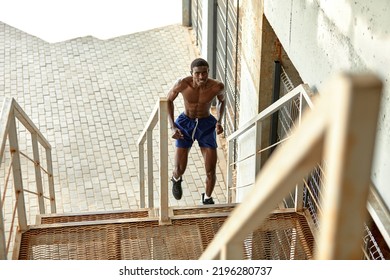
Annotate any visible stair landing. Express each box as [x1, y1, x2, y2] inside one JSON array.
[[17, 205, 315, 260]]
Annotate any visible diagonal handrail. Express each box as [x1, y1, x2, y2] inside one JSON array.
[[227, 84, 314, 142], [0, 97, 56, 259], [200, 73, 383, 259]]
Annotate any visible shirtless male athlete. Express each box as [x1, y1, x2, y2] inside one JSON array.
[[167, 58, 226, 204]]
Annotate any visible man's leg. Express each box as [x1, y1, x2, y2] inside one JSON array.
[[172, 147, 189, 200], [173, 147, 189, 179], [200, 147, 217, 197]]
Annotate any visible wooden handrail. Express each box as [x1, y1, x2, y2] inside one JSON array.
[[201, 73, 383, 259]]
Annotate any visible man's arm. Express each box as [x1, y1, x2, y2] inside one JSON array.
[[167, 79, 185, 139], [215, 82, 226, 135]]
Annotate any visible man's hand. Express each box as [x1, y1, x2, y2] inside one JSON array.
[[171, 127, 184, 139], [216, 122, 223, 135]]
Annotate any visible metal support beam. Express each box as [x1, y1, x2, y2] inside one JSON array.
[[182, 0, 191, 26], [159, 98, 171, 225]]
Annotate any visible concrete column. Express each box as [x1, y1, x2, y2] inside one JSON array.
[[182, 0, 191, 27], [201, 0, 216, 77]]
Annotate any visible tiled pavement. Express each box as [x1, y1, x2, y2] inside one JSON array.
[[0, 22, 227, 220]]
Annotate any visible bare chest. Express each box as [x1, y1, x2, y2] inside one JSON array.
[[181, 87, 216, 104]]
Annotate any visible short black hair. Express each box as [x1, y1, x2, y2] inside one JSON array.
[[190, 58, 209, 71]]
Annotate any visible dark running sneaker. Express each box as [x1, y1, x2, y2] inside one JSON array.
[[171, 177, 183, 200], [201, 193, 215, 205]]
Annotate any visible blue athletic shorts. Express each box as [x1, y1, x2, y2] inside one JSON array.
[[174, 113, 218, 149]]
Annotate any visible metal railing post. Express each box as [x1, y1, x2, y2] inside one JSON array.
[[0, 194, 6, 259], [226, 139, 234, 203], [45, 147, 56, 213], [147, 130, 154, 208], [139, 142, 145, 208], [8, 115, 28, 231], [31, 133, 45, 214], [294, 92, 305, 211], [254, 120, 262, 177], [158, 97, 170, 224], [294, 181, 304, 212]]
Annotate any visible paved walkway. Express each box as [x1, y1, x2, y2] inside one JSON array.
[[0, 22, 227, 221]]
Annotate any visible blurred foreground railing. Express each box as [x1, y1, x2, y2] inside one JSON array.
[[201, 73, 383, 259]]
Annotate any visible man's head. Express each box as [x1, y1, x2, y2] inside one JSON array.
[[190, 58, 209, 86], [190, 58, 209, 72]]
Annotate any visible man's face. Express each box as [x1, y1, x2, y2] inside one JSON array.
[[192, 66, 209, 86]]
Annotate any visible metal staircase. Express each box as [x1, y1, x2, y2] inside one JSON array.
[[1, 73, 388, 260], [17, 205, 314, 260]]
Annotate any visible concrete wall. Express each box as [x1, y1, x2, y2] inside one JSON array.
[[235, 0, 264, 201], [236, 0, 304, 201], [264, 0, 390, 208]]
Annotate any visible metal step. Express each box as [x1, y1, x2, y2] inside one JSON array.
[[36, 209, 150, 225], [17, 206, 314, 260]]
